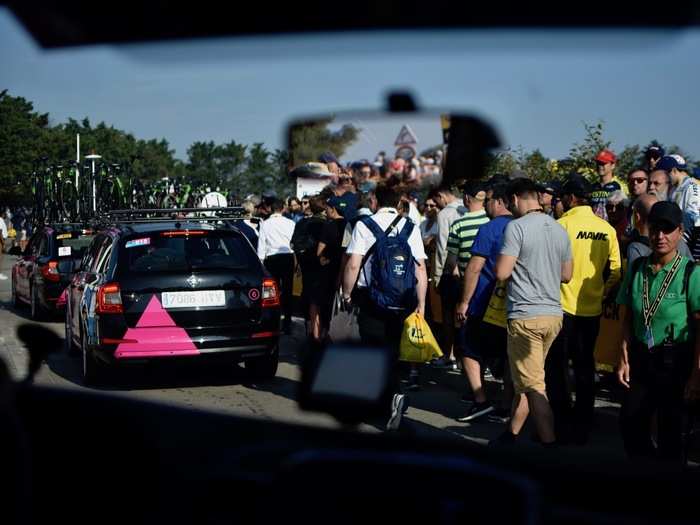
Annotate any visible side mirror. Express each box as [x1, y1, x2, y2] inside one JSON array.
[[442, 114, 502, 186], [298, 342, 394, 426], [9, 246, 22, 256]]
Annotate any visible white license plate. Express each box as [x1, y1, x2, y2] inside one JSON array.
[[161, 290, 226, 309]]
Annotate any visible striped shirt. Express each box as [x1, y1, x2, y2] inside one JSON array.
[[447, 209, 490, 274]]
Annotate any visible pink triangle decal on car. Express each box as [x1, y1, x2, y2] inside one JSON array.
[[114, 294, 199, 358], [136, 295, 177, 328]]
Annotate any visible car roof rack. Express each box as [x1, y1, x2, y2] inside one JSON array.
[[37, 220, 101, 230], [104, 207, 248, 223]]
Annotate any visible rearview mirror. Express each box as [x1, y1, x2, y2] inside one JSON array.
[[9, 245, 22, 256], [286, 110, 500, 202], [298, 342, 394, 426]]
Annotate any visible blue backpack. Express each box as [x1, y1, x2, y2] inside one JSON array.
[[361, 215, 417, 312]]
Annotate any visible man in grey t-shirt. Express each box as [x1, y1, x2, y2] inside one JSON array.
[[493, 178, 573, 448]]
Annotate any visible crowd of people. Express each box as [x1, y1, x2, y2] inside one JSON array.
[[242, 144, 700, 462], [2, 143, 700, 463], [0, 206, 33, 281]]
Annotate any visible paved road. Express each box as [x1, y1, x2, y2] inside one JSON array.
[[0, 252, 628, 458]]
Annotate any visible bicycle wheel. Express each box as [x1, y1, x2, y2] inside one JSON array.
[[44, 178, 57, 223], [96, 182, 113, 214], [34, 176, 44, 224], [59, 180, 78, 222]]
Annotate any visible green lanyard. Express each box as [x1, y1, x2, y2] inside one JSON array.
[[642, 253, 682, 329]]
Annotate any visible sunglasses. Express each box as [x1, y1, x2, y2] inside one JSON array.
[[302, 201, 309, 205], [629, 177, 647, 185], [595, 160, 610, 167]]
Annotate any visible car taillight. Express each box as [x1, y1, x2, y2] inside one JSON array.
[[96, 283, 123, 314], [262, 278, 280, 308], [41, 261, 60, 282]]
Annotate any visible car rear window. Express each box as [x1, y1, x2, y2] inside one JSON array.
[[119, 230, 260, 274], [55, 232, 96, 273]]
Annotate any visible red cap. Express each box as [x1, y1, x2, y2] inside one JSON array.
[[595, 150, 616, 164]]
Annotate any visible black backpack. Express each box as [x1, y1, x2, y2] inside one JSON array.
[[291, 216, 324, 258]]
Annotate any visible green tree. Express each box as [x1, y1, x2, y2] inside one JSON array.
[[216, 141, 248, 185], [522, 149, 549, 182], [484, 147, 520, 180], [234, 143, 294, 199], [289, 117, 360, 166], [615, 145, 642, 181], [567, 120, 611, 180], [0, 90, 51, 204], [186, 141, 219, 186]]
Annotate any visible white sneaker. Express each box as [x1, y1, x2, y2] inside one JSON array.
[[386, 393, 406, 431], [0, 273, 8, 281]]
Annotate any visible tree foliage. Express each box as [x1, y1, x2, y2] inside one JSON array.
[[484, 120, 697, 185], [0, 90, 299, 205], [289, 117, 360, 166]]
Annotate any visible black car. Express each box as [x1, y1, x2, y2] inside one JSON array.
[[65, 220, 281, 385], [10, 224, 96, 320]]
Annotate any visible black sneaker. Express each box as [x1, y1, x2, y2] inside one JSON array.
[[457, 402, 494, 422], [430, 356, 456, 369], [460, 392, 475, 404]]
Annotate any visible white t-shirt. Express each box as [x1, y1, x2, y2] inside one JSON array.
[[407, 202, 422, 225], [346, 208, 427, 288], [257, 213, 296, 260], [0, 217, 7, 240]]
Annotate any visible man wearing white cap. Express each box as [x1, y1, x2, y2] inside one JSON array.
[[655, 155, 700, 253]]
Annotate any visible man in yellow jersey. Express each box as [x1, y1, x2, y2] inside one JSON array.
[[545, 175, 622, 444]]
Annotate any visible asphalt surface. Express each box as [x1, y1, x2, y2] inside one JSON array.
[[0, 251, 630, 458]]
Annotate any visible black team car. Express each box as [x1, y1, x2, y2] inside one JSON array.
[[64, 213, 281, 385], [11, 224, 95, 320]]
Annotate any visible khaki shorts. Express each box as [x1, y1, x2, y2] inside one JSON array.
[[507, 316, 563, 395]]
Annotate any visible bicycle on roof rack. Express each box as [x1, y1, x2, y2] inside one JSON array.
[[95, 161, 129, 214], [55, 161, 80, 222]]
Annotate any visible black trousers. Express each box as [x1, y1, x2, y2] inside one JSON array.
[[353, 288, 407, 406], [265, 253, 295, 328], [620, 343, 693, 461], [545, 313, 601, 434]]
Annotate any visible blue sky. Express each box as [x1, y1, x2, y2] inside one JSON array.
[[2, 6, 700, 164]]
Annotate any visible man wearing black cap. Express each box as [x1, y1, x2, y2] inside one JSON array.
[[644, 144, 665, 172], [616, 201, 700, 461], [537, 181, 561, 218], [545, 174, 622, 444]]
